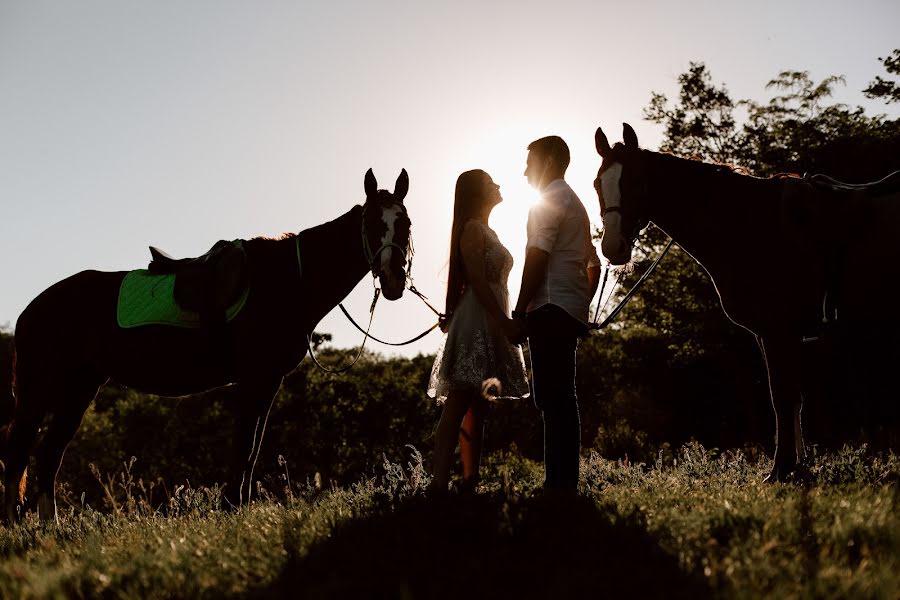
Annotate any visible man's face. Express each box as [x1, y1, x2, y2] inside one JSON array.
[[524, 150, 546, 189]]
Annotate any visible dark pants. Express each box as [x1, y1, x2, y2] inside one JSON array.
[[527, 304, 585, 489]]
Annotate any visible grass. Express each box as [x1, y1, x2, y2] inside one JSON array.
[[1, 444, 898, 599]]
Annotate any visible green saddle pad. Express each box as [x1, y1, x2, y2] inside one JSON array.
[[117, 270, 250, 329]]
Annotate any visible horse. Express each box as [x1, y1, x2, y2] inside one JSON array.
[[593, 123, 900, 481], [2, 168, 413, 523]]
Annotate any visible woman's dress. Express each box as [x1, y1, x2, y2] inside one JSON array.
[[427, 221, 530, 402]]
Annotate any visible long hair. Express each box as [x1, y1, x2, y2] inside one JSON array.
[[444, 169, 490, 320]]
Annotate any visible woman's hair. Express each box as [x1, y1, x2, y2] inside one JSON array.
[[445, 169, 490, 319]]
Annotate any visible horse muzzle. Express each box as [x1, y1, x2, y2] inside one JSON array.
[[379, 275, 405, 301], [601, 232, 632, 266]]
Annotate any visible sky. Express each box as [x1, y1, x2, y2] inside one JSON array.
[[1, 0, 898, 358]]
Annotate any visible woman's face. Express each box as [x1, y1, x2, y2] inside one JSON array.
[[482, 176, 502, 208]]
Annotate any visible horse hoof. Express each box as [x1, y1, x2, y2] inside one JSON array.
[[764, 463, 797, 483], [37, 495, 58, 524], [3, 503, 25, 526]]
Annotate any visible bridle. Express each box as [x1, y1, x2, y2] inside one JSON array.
[[360, 199, 412, 283], [306, 199, 443, 373]]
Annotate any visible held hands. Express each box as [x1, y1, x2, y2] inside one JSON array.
[[502, 316, 528, 346]]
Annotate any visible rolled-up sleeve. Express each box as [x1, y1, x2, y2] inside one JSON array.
[[526, 199, 565, 253]]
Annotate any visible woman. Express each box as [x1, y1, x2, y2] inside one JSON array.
[[427, 169, 529, 492]]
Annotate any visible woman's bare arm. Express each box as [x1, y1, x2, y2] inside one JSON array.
[[460, 221, 513, 328]]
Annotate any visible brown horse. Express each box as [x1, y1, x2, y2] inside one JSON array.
[[2, 168, 412, 523], [594, 123, 900, 481]]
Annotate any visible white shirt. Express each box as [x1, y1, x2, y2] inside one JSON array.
[[525, 179, 601, 324]]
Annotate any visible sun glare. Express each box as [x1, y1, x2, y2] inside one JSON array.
[[456, 124, 544, 300]]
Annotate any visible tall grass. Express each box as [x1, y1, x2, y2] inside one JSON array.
[[0, 445, 897, 599]]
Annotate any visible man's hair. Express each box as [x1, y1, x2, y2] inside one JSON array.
[[528, 136, 570, 171]]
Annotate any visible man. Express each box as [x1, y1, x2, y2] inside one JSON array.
[[511, 136, 602, 492]]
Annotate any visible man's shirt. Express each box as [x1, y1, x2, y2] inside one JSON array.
[[525, 178, 601, 325]]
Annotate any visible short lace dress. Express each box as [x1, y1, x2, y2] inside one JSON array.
[[427, 221, 530, 402]]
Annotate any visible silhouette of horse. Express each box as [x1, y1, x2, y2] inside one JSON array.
[[594, 123, 900, 481], [2, 168, 412, 523]]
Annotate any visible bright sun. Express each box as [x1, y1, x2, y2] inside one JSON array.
[[450, 121, 607, 303], [455, 124, 544, 300]]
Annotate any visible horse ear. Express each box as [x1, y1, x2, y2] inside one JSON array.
[[623, 123, 639, 149], [393, 169, 409, 202], [364, 168, 377, 198], [595, 127, 612, 157]]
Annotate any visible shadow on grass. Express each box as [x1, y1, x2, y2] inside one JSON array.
[[259, 491, 710, 599]]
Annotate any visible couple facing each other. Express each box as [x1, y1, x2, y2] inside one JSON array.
[[427, 135, 602, 493]]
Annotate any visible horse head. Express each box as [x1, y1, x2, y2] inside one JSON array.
[[362, 168, 411, 300], [594, 123, 650, 265]]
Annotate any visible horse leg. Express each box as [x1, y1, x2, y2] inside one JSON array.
[[230, 376, 283, 507], [33, 375, 105, 523], [3, 382, 47, 524], [758, 334, 806, 482]]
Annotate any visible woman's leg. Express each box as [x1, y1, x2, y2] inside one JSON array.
[[431, 389, 474, 490], [459, 397, 488, 484]]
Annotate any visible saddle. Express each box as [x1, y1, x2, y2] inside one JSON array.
[[148, 240, 248, 320]]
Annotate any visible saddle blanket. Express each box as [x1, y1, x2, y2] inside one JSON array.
[[117, 269, 249, 329]]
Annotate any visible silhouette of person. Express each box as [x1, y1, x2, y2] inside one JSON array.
[[428, 170, 530, 492], [511, 136, 602, 493]]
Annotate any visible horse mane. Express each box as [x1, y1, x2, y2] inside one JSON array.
[[651, 150, 801, 181], [243, 205, 363, 250], [242, 232, 296, 243]]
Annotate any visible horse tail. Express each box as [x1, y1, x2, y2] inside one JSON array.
[[0, 338, 16, 472]]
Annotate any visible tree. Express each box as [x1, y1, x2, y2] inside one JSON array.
[[645, 60, 900, 180], [742, 70, 900, 179], [863, 49, 900, 104], [643, 63, 743, 163]]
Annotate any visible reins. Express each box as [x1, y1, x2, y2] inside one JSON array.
[[305, 201, 444, 373], [591, 237, 675, 331], [306, 288, 380, 374], [338, 285, 443, 346]]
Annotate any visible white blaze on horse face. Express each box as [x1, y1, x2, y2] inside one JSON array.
[[600, 163, 629, 263], [378, 204, 406, 298]]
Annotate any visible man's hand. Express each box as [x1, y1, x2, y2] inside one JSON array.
[[514, 247, 551, 317], [587, 264, 602, 305]]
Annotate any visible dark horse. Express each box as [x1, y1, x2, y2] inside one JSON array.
[[2, 168, 412, 523], [594, 123, 900, 481]]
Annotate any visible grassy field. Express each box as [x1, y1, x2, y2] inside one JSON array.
[[1, 444, 898, 599]]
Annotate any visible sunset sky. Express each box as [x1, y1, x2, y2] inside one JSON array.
[[1, 1, 898, 357]]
